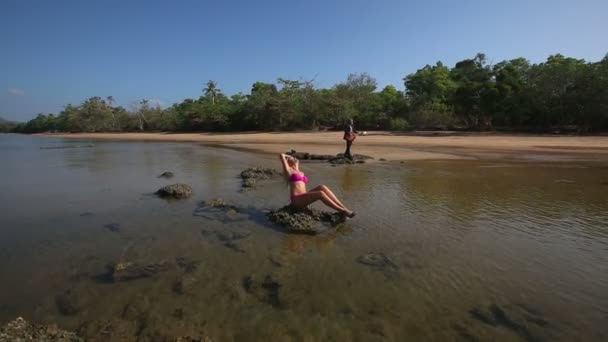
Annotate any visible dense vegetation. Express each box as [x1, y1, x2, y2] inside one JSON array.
[[9, 53, 608, 134], [0, 117, 18, 133]]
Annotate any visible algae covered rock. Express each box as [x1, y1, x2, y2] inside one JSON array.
[[240, 167, 279, 180], [0, 317, 82, 341], [239, 167, 280, 189], [267, 205, 344, 234], [155, 183, 193, 199]]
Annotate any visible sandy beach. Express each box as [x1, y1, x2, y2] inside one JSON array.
[[36, 131, 608, 162]]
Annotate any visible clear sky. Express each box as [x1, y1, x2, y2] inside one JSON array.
[[1, 0, 607, 121]]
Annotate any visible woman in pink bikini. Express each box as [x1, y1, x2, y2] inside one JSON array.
[[279, 153, 355, 218]]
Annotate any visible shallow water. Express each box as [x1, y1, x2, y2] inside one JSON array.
[[0, 134, 607, 341]]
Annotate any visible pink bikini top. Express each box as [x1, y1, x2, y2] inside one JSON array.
[[288, 172, 309, 184]]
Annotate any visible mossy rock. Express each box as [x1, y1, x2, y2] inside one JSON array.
[[267, 205, 344, 234], [155, 183, 192, 199]]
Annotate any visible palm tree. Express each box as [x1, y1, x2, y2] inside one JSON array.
[[138, 99, 150, 131], [203, 80, 221, 105], [106, 96, 119, 130]]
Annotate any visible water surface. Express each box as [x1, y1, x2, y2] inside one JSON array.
[[0, 134, 607, 341]]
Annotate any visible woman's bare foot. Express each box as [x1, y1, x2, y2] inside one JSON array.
[[343, 209, 356, 218]]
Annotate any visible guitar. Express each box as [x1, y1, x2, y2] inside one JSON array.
[[344, 133, 357, 142]]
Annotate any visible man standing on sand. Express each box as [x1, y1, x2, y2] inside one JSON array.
[[343, 118, 358, 159]]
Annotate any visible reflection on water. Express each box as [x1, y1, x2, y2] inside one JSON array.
[[0, 134, 607, 341]]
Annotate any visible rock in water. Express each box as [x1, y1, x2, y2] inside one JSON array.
[[239, 167, 280, 189], [155, 183, 192, 199], [158, 171, 174, 178], [240, 167, 280, 180], [0, 317, 82, 341], [267, 205, 345, 234], [110, 260, 171, 281]]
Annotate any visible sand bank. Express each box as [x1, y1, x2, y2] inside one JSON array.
[[36, 131, 608, 162]]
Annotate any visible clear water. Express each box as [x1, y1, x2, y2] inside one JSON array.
[[0, 134, 607, 341]]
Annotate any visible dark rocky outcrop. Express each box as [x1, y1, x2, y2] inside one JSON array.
[[0, 317, 82, 341], [267, 205, 345, 234], [287, 150, 373, 165], [155, 184, 193, 199], [158, 171, 174, 178]]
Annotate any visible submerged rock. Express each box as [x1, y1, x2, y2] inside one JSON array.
[[109, 260, 171, 282], [55, 290, 81, 316], [469, 304, 547, 342], [267, 205, 345, 234], [77, 319, 137, 341], [103, 223, 121, 233], [158, 171, 174, 178], [200, 228, 251, 253], [243, 274, 282, 308], [193, 198, 240, 221], [356, 253, 401, 279], [175, 257, 201, 274], [357, 253, 398, 270], [155, 183, 193, 199], [0, 317, 82, 341], [173, 274, 199, 295]]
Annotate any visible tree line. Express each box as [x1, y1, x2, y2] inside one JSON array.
[[8, 53, 608, 134]]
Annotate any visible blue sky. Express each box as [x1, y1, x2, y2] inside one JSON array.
[[1, 0, 607, 121]]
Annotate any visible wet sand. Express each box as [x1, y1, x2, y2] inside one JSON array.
[[37, 131, 608, 162]]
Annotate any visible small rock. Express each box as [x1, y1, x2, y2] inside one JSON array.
[[554, 179, 575, 184], [155, 183, 193, 199], [158, 171, 174, 178], [79, 212, 95, 217], [379, 158, 387, 161]]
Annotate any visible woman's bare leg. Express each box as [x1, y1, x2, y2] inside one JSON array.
[[292, 191, 347, 213], [310, 185, 350, 212]]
